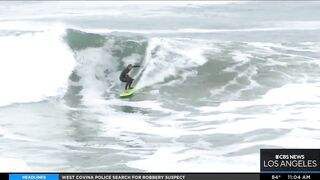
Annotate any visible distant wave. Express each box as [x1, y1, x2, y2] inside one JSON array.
[[84, 27, 320, 35], [2, 20, 320, 34]]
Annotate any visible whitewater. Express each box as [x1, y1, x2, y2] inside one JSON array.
[[0, 1, 319, 172]]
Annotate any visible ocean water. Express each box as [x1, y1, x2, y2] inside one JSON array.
[[0, 1, 320, 172]]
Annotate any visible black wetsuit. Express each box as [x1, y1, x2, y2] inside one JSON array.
[[120, 65, 140, 90]]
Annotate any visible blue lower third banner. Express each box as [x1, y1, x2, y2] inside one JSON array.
[[9, 174, 59, 180]]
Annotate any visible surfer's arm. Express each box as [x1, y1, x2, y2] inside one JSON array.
[[133, 65, 141, 68]]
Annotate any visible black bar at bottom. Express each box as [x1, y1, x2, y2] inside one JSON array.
[[0, 173, 8, 180], [1, 173, 320, 180], [59, 173, 320, 180], [60, 173, 259, 180], [261, 173, 320, 180]]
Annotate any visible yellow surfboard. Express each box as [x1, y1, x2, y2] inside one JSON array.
[[119, 88, 137, 98]]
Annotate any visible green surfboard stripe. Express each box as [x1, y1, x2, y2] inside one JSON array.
[[119, 88, 137, 97]]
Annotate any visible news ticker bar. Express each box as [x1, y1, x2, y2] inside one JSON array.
[[1, 173, 320, 180]]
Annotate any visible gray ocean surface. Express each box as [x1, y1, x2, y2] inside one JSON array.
[[0, 1, 320, 172]]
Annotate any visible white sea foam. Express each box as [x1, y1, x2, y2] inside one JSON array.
[[136, 38, 210, 88], [127, 146, 258, 172], [0, 27, 76, 107], [0, 158, 32, 172]]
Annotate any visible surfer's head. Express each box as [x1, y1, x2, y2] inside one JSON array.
[[128, 64, 133, 70]]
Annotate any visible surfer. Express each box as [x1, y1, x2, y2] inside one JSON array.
[[120, 64, 140, 90]]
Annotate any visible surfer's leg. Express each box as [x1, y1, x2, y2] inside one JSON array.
[[128, 78, 133, 89], [125, 81, 129, 90]]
